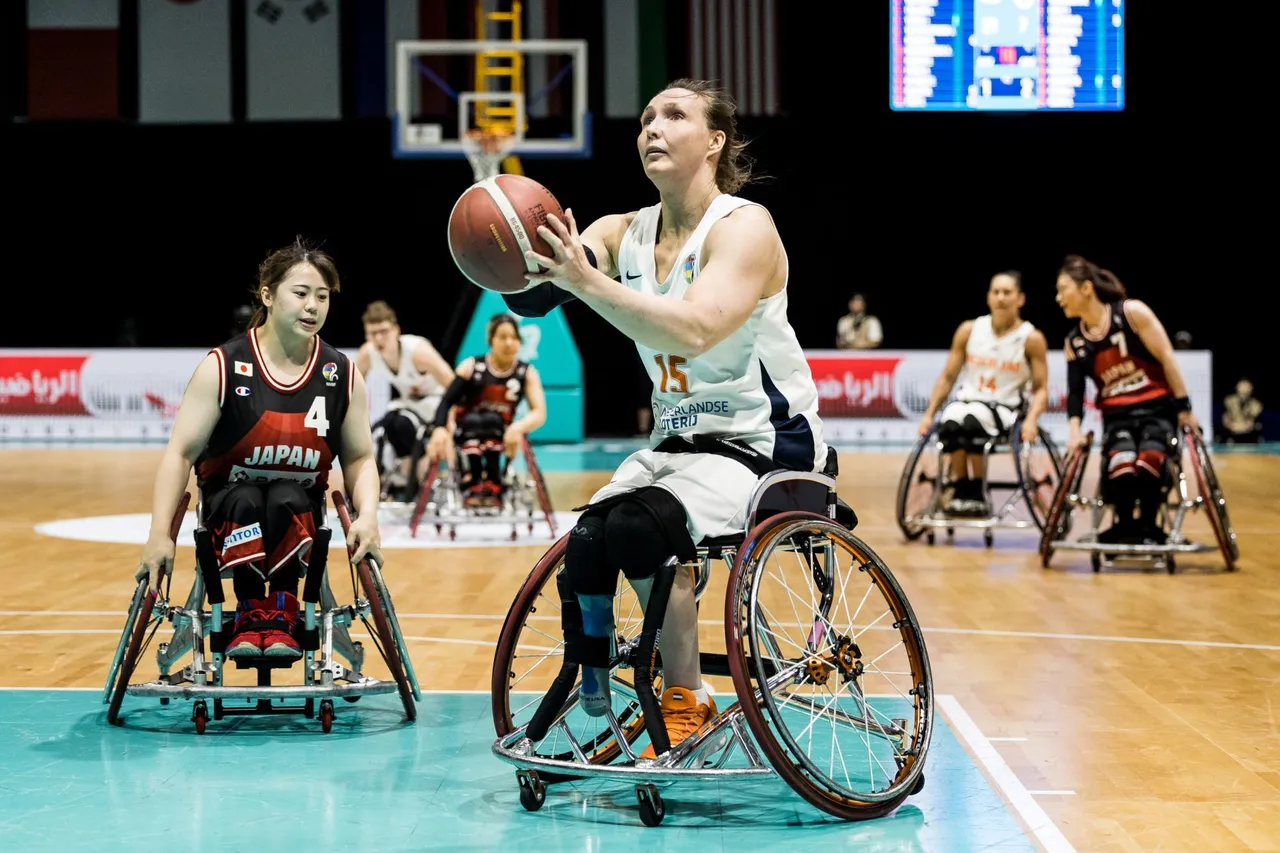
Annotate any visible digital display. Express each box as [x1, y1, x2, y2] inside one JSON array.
[[891, 0, 1124, 110]]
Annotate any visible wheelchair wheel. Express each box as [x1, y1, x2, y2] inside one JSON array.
[[1012, 425, 1065, 530], [521, 437, 557, 539], [106, 492, 190, 725], [896, 431, 939, 541], [367, 558, 422, 700], [726, 511, 932, 820], [1038, 434, 1093, 568], [1185, 428, 1239, 570], [332, 491, 417, 722], [408, 458, 443, 538], [491, 535, 651, 778]]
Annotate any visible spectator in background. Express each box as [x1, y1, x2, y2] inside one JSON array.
[[1222, 378, 1263, 444], [836, 293, 883, 349], [1173, 330, 1193, 350]]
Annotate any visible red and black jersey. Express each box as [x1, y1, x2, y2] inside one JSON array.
[[454, 355, 529, 428], [1064, 300, 1172, 413], [196, 328, 352, 497]]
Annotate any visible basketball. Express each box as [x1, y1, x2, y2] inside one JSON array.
[[447, 174, 566, 294]]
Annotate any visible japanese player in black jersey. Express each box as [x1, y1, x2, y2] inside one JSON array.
[[1056, 254, 1201, 545], [136, 239, 383, 659]]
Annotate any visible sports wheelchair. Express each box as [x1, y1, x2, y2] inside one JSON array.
[[406, 435, 556, 541], [1038, 426, 1239, 573], [896, 412, 1064, 547], [104, 489, 420, 733], [491, 462, 933, 827]]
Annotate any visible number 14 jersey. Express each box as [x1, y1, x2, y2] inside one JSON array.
[[196, 328, 352, 496]]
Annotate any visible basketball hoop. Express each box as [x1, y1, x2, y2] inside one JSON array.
[[463, 130, 516, 183]]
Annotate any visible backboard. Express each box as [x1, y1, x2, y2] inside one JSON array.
[[393, 39, 590, 160]]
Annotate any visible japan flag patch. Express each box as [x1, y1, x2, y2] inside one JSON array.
[[235, 361, 253, 377]]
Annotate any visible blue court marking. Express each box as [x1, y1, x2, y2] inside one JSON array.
[[0, 689, 1037, 852]]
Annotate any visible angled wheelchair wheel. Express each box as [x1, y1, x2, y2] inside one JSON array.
[[367, 558, 421, 700], [332, 492, 417, 722], [409, 458, 443, 538], [491, 535, 650, 778], [521, 437, 557, 539], [1038, 434, 1093, 568], [1012, 425, 1066, 531], [896, 431, 940, 541], [726, 511, 933, 820], [1184, 428, 1239, 570], [106, 492, 190, 725]]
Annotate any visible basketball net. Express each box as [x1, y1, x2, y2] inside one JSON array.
[[463, 130, 515, 183]]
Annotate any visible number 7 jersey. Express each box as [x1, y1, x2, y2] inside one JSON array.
[[196, 328, 352, 496]]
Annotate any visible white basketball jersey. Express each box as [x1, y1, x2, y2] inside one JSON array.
[[954, 315, 1033, 409], [616, 195, 827, 472], [369, 334, 443, 421]]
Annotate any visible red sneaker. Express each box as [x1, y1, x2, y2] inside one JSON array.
[[260, 591, 303, 659], [226, 599, 270, 658]]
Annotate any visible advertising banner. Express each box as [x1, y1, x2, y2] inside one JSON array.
[[0, 348, 1213, 444]]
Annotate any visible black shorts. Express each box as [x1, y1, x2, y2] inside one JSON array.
[[1101, 402, 1176, 457]]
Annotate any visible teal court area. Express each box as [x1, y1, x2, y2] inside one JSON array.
[[1, 689, 1042, 852]]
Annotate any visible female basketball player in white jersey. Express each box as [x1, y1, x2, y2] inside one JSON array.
[[356, 300, 455, 501], [507, 79, 826, 759], [917, 272, 1049, 515]]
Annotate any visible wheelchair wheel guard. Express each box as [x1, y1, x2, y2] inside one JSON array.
[[1038, 433, 1094, 567], [895, 430, 939, 540], [1184, 427, 1239, 570]]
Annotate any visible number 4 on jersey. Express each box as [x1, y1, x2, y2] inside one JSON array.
[[305, 396, 329, 437]]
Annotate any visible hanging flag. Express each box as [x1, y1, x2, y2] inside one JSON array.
[[687, 0, 781, 117], [246, 0, 341, 120], [138, 0, 233, 123], [26, 0, 119, 120]]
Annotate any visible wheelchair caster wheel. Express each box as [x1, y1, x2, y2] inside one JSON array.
[[947, 527, 955, 538], [160, 698, 169, 706], [1091, 553, 1102, 573], [983, 530, 993, 548], [926, 531, 935, 546], [517, 770, 545, 812], [636, 784, 665, 827], [1165, 556, 1176, 574], [911, 772, 926, 795], [192, 700, 208, 734], [319, 699, 334, 733], [343, 696, 361, 703]]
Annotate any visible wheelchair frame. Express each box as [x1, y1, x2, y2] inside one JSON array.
[[407, 435, 556, 541], [104, 489, 420, 733], [1038, 426, 1239, 573], [491, 468, 934, 827], [896, 415, 1064, 547]]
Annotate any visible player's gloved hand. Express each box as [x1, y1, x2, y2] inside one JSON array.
[[1178, 410, 1201, 435], [136, 534, 175, 589], [427, 426, 451, 463]]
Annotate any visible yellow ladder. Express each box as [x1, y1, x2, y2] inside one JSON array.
[[474, 1, 524, 175]]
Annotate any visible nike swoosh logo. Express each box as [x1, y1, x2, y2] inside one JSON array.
[[625, 271, 642, 280]]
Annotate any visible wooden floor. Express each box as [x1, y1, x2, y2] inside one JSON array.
[[2, 447, 1278, 852]]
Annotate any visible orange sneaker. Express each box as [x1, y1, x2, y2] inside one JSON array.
[[640, 686, 720, 759]]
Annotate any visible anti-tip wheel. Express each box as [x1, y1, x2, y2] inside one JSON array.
[[517, 770, 546, 812], [637, 784, 665, 827]]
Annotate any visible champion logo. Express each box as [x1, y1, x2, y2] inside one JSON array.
[[235, 386, 251, 397]]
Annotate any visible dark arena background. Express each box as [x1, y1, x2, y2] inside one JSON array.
[[1, 3, 1274, 853]]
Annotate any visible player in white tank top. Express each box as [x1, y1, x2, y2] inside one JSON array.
[[917, 272, 1049, 513], [503, 80, 828, 755], [356, 302, 455, 501]]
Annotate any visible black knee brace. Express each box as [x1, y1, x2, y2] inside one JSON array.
[[376, 411, 420, 458], [566, 513, 617, 596], [961, 414, 995, 450], [604, 487, 696, 581], [937, 418, 964, 452]]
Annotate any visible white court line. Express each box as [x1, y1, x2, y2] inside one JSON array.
[[938, 695, 1077, 853], [988, 737, 1029, 742], [6, 610, 1280, 653], [1026, 791, 1076, 796]]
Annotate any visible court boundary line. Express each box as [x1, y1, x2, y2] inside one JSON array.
[[4, 612, 1279, 652], [937, 694, 1077, 853]]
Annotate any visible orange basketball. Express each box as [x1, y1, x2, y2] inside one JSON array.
[[447, 175, 566, 294]]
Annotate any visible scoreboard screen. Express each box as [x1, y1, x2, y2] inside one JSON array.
[[891, 0, 1124, 111]]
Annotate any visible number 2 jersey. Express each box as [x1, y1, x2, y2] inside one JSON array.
[[454, 355, 529, 427], [196, 328, 352, 497], [1064, 299, 1172, 416]]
